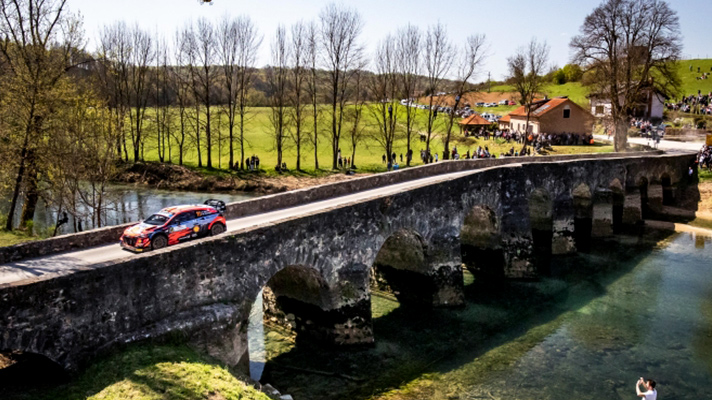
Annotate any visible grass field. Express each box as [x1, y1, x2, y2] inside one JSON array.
[[135, 105, 612, 177], [678, 59, 712, 96]]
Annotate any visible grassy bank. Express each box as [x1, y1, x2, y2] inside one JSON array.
[[4, 344, 270, 400]]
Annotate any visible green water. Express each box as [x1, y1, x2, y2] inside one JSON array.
[[260, 232, 712, 400]]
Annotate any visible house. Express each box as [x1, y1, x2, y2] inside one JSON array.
[[588, 88, 666, 120], [499, 97, 594, 135], [458, 114, 491, 135]]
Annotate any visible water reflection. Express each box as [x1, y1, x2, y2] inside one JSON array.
[[0, 185, 255, 234], [256, 232, 712, 400], [461, 233, 712, 400], [249, 289, 267, 381]]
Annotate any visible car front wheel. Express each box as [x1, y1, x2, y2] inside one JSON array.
[[210, 223, 226, 236], [151, 235, 168, 250]]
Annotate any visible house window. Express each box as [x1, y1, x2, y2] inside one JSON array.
[[595, 105, 604, 115], [563, 107, 571, 118]]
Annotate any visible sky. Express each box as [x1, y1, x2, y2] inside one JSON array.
[[66, 0, 711, 81]]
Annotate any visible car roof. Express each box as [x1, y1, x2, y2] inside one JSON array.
[[155, 204, 215, 218]]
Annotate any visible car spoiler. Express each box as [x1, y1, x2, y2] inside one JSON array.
[[204, 199, 227, 213]]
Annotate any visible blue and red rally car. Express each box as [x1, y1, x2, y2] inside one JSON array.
[[120, 200, 227, 252]]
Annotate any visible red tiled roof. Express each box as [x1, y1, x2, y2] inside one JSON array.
[[499, 115, 511, 123], [507, 97, 571, 118], [459, 114, 490, 126]]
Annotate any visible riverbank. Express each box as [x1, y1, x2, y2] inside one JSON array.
[[1, 344, 272, 400], [114, 161, 369, 194]]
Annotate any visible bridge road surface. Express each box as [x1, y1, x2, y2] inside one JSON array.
[[0, 168, 485, 286], [593, 134, 705, 152]]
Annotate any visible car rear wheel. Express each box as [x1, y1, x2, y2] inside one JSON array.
[[151, 235, 168, 250], [210, 223, 226, 236]]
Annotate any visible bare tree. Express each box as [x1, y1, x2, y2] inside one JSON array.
[[443, 34, 487, 158], [127, 24, 154, 162], [396, 24, 421, 166], [423, 23, 454, 159], [369, 34, 400, 165], [267, 25, 290, 172], [172, 27, 192, 165], [194, 18, 216, 168], [97, 21, 131, 162], [319, 3, 364, 169], [348, 69, 367, 169], [218, 16, 239, 169], [306, 21, 321, 169], [571, 0, 681, 151], [507, 38, 550, 153], [289, 21, 309, 171], [235, 17, 261, 169], [0, 0, 84, 230], [182, 22, 203, 167]]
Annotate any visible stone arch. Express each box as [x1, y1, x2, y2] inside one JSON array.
[[573, 183, 593, 252], [461, 205, 504, 281], [661, 173, 674, 206], [251, 264, 371, 350], [372, 227, 462, 307], [610, 178, 625, 232], [639, 177, 650, 219], [529, 188, 553, 275], [373, 229, 429, 306]]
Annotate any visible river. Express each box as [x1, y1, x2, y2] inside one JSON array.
[[251, 231, 712, 400], [0, 185, 256, 234]]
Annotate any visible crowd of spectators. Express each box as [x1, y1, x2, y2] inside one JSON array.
[[666, 92, 712, 115], [464, 127, 594, 147]]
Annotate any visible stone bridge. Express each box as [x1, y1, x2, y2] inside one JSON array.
[[0, 152, 699, 372]]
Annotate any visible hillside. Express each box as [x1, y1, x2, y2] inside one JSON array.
[[678, 59, 712, 96]]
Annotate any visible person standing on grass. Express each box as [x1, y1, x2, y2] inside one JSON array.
[[636, 377, 657, 400]]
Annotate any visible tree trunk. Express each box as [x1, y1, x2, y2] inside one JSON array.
[[615, 118, 628, 152], [19, 150, 39, 229]]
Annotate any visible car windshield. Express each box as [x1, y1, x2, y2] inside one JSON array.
[[144, 213, 169, 226]]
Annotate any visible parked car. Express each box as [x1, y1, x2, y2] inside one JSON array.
[[120, 200, 227, 252], [498, 99, 509, 105], [475, 102, 486, 107], [508, 100, 517, 105]]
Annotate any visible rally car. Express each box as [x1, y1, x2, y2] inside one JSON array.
[[120, 200, 227, 252]]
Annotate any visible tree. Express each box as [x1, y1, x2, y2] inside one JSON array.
[[571, 0, 681, 151], [234, 17, 261, 169], [289, 21, 309, 171], [319, 3, 364, 170], [194, 18, 216, 168], [423, 23, 454, 159], [267, 25, 290, 172], [443, 34, 487, 159], [395, 24, 421, 166], [348, 69, 367, 169], [0, 0, 84, 230], [126, 24, 154, 162], [218, 16, 239, 169], [507, 38, 550, 153], [97, 21, 131, 162], [306, 21, 321, 169], [368, 34, 400, 165], [563, 63, 583, 82], [173, 27, 192, 166]]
